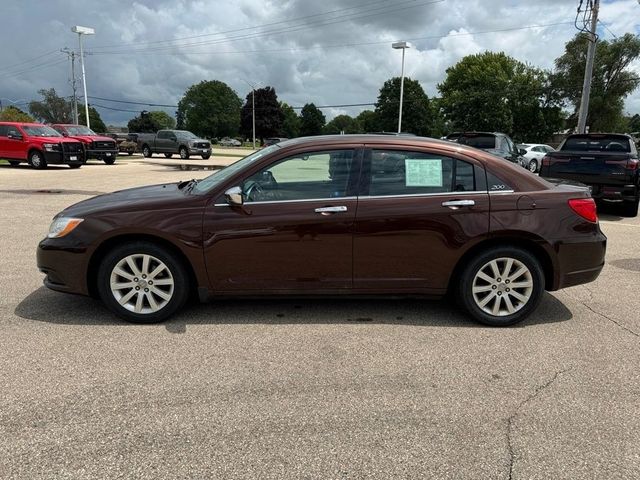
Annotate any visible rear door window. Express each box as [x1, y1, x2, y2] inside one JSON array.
[[365, 150, 478, 196]]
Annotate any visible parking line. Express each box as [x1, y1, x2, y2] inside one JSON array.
[[600, 221, 640, 228]]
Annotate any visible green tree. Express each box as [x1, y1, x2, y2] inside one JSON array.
[[79, 106, 106, 132], [28, 88, 72, 123], [355, 110, 379, 133], [628, 114, 640, 133], [375, 77, 431, 135], [438, 52, 563, 142], [177, 80, 242, 138], [240, 87, 284, 142], [127, 111, 159, 133], [553, 33, 640, 132], [280, 102, 300, 138], [148, 110, 176, 130], [299, 103, 326, 136], [323, 114, 360, 134], [0, 105, 34, 122]]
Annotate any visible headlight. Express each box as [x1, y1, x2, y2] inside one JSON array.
[[48, 217, 84, 238], [43, 143, 61, 152]]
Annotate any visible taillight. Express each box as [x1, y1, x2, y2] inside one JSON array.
[[541, 155, 550, 166], [568, 198, 598, 223], [626, 159, 638, 172]]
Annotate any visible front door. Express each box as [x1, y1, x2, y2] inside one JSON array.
[[353, 147, 490, 293], [203, 148, 360, 292]]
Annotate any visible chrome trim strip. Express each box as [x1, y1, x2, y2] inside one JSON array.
[[360, 191, 488, 200], [214, 196, 358, 207]]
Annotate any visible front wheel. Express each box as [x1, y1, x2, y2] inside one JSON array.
[[623, 197, 639, 217], [103, 157, 116, 165], [179, 147, 189, 160], [456, 247, 544, 326], [142, 145, 152, 158], [97, 242, 190, 323], [68, 163, 82, 169], [28, 150, 47, 169], [527, 159, 538, 173], [202, 154, 211, 160], [164, 153, 173, 158]]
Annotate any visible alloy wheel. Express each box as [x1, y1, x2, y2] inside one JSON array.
[[528, 159, 538, 173], [471, 257, 533, 316], [109, 254, 174, 314]]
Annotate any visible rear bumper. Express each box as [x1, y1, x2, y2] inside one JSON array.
[[551, 232, 607, 290], [590, 184, 638, 202], [37, 240, 89, 295]]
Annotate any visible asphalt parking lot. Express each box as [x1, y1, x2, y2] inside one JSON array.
[[1, 156, 639, 479]]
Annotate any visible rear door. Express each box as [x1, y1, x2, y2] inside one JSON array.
[[353, 146, 490, 293]]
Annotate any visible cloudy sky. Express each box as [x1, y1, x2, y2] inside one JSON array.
[[2, 0, 639, 127]]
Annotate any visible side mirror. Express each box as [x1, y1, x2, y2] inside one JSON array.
[[7, 132, 23, 141], [61, 131, 69, 137], [519, 148, 527, 156], [225, 186, 244, 206]]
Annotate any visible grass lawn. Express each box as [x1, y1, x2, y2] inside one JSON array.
[[0, 159, 8, 165]]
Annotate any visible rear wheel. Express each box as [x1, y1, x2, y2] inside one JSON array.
[[8, 161, 20, 167], [164, 153, 173, 158], [527, 159, 538, 173], [202, 154, 211, 160], [28, 150, 47, 169], [142, 145, 152, 158], [97, 242, 190, 323], [68, 163, 82, 169], [623, 197, 639, 217], [179, 147, 189, 160], [457, 247, 544, 326], [103, 157, 116, 165], [127, 151, 134, 156]]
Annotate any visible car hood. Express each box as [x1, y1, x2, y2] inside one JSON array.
[[31, 136, 77, 143], [67, 135, 115, 143], [61, 182, 191, 217]]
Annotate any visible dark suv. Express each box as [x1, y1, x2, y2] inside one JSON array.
[[448, 132, 527, 168]]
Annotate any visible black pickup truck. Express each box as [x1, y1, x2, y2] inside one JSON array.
[[539, 133, 640, 216]]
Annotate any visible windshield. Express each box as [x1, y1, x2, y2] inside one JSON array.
[[175, 130, 198, 139], [192, 144, 281, 194], [65, 126, 96, 136], [22, 125, 62, 137], [562, 135, 631, 153]]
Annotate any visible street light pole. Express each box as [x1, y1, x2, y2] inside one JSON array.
[[252, 88, 256, 149], [72, 25, 95, 129], [392, 41, 411, 134], [576, 0, 600, 134]]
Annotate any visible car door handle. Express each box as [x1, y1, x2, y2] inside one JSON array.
[[442, 199, 475, 208], [314, 206, 348, 215]]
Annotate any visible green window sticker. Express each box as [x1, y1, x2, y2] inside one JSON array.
[[405, 158, 443, 187]]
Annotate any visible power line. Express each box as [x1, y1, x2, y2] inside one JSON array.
[[2, 50, 61, 72], [0, 57, 67, 80], [87, 0, 445, 55], [88, 20, 575, 57]]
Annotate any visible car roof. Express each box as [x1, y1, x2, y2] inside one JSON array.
[[0, 121, 45, 126]]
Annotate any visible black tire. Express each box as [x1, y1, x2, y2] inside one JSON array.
[[28, 150, 47, 169], [68, 163, 82, 169], [127, 152, 134, 156], [103, 157, 116, 165], [456, 246, 545, 327], [142, 145, 152, 158], [164, 153, 173, 158], [8, 161, 20, 167], [201, 154, 211, 160], [179, 147, 189, 160], [527, 159, 538, 173], [622, 197, 639, 217], [97, 241, 190, 323]]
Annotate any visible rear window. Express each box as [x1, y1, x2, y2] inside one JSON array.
[[562, 136, 630, 153], [457, 134, 497, 149]]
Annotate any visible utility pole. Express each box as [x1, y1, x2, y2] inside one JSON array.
[[62, 48, 79, 124], [576, 0, 600, 134]]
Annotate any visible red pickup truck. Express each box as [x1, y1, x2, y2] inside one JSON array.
[[51, 124, 118, 164], [0, 122, 85, 169]]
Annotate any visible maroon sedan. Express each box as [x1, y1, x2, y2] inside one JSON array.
[[37, 135, 606, 326]]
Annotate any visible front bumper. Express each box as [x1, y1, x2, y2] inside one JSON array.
[[551, 232, 607, 290], [188, 147, 212, 156], [43, 151, 84, 165], [86, 149, 119, 160], [37, 239, 90, 295]]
